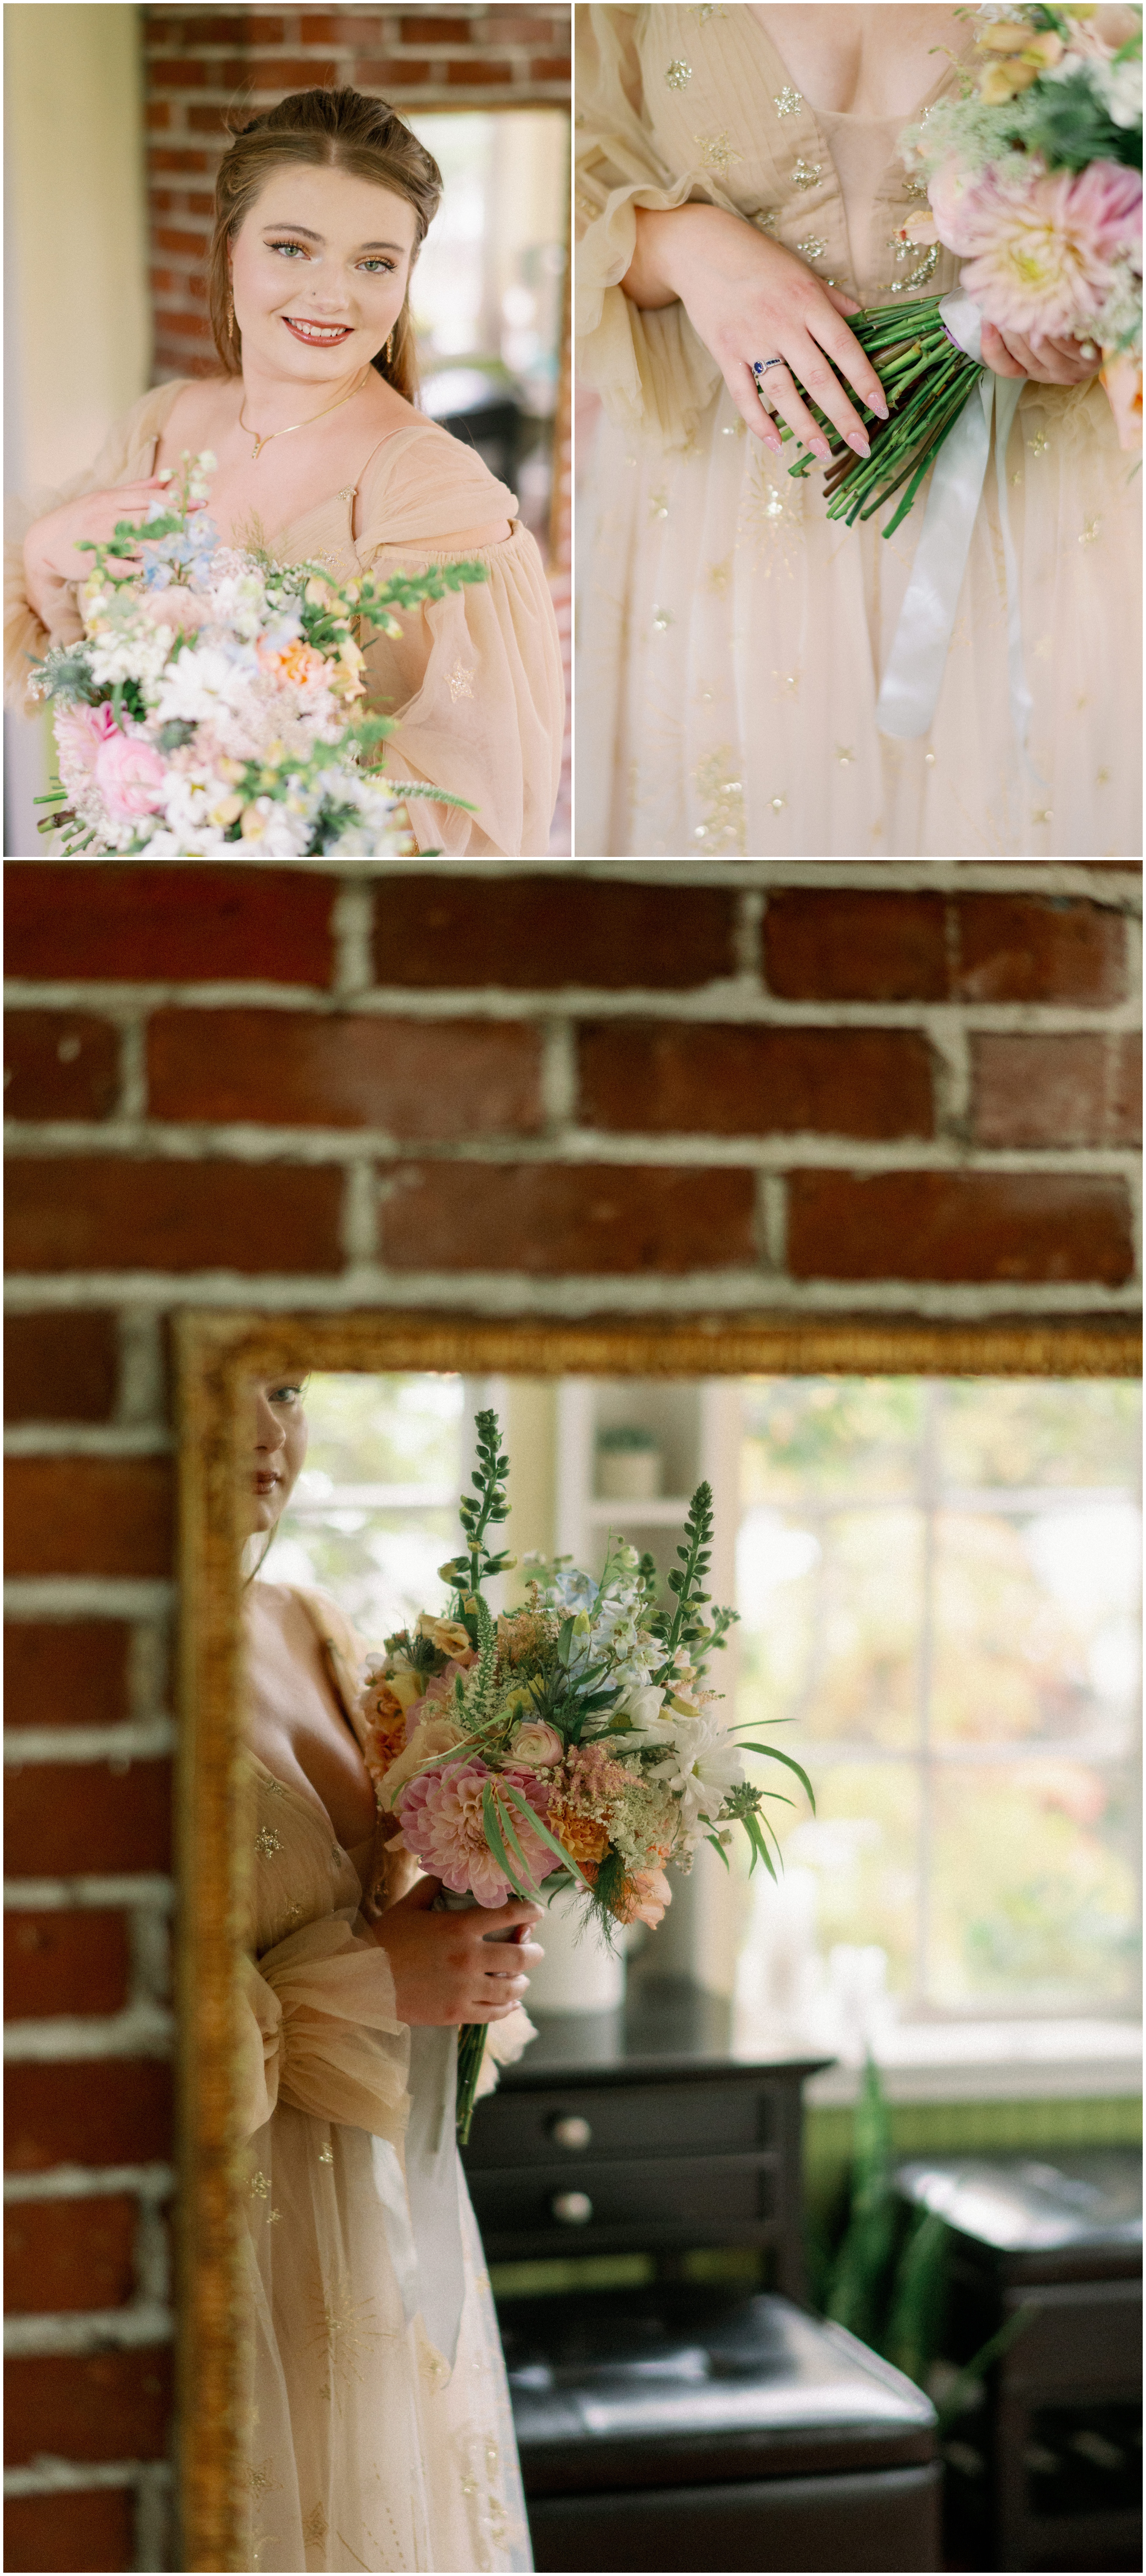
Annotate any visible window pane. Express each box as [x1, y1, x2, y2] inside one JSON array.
[[929, 1763, 1140, 2012], [936, 1377, 1142, 1489], [270, 1372, 464, 1635], [782, 1766, 921, 2005], [932, 1502, 1141, 1750], [738, 1505, 922, 1752], [743, 1377, 924, 1502]]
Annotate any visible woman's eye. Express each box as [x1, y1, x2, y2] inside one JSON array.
[[271, 241, 306, 258], [360, 258, 394, 273]]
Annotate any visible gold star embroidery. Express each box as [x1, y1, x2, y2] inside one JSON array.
[[1031, 806, 1053, 825], [707, 557, 732, 594], [250, 2170, 271, 2199], [1096, 768, 1111, 786], [834, 745, 856, 766], [319, 2143, 334, 2165], [771, 669, 801, 698], [721, 417, 747, 437], [1027, 428, 1050, 456], [665, 58, 692, 88], [249, 2457, 279, 2501], [447, 660, 475, 700], [773, 86, 803, 116], [302, 2503, 328, 2547], [648, 489, 669, 521], [1079, 518, 1101, 545], [652, 604, 674, 631], [769, 793, 787, 812], [255, 1827, 281, 1860], [695, 129, 741, 173], [792, 160, 822, 189], [795, 236, 827, 261]]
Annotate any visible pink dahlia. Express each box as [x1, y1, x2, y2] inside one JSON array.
[[396, 1758, 562, 1908], [93, 731, 167, 824], [54, 699, 122, 778], [959, 160, 1143, 341]]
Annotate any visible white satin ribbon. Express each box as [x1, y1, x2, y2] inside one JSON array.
[[372, 2024, 466, 2370], [876, 288, 1040, 776]]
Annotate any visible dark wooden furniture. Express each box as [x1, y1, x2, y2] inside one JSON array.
[[462, 1978, 941, 2573], [897, 2151, 1142, 2573]]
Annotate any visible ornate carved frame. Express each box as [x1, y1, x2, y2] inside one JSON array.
[[174, 1308, 1140, 2569]]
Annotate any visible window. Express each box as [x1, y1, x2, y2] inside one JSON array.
[[269, 1371, 465, 1637], [736, 1378, 1142, 2023]]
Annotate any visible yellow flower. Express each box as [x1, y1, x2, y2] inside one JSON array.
[[980, 56, 1040, 100], [210, 794, 243, 828], [976, 20, 1034, 52]]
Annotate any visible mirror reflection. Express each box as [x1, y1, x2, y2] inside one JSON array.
[[234, 1364, 1141, 2574]]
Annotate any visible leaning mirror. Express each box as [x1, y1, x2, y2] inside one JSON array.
[[175, 1313, 1140, 2571]]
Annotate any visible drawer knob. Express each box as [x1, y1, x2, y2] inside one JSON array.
[[550, 2114, 592, 2153], [551, 2191, 593, 2226]]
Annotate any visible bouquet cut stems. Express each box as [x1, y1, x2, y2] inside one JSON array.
[[777, 297, 986, 537]]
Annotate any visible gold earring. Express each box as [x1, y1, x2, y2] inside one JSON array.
[[384, 326, 395, 364], [227, 289, 236, 343]]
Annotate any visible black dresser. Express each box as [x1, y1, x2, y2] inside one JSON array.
[[898, 2151, 1142, 2573], [463, 1979, 941, 2573]]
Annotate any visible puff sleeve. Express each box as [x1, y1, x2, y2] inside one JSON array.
[[575, 5, 727, 453], [239, 1912, 411, 2144], [4, 383, 183, 716], [353, 422, 564, 858]]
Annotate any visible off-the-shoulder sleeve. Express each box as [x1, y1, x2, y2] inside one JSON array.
[[4, 383, 186, 716], [239, 1913, 411, 2143], [354, 425, 564, 858], [576, 5, 725, 453]]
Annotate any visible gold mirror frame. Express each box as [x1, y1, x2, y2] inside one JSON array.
[[174, 1307, 1140, 2570]]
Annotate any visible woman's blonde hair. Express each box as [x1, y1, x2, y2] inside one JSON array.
[[208, 86, 442, 399]]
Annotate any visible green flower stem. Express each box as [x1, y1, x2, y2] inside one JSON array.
[[456, 2022, 488, 2146], [763, 293, 984, 536]]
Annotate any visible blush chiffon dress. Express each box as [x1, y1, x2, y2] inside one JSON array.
[[5, 393, 564, 857], [575, 3, 1142, 858], [238, 1586, 533, 2575]]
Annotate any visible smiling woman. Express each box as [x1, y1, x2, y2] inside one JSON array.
[[234, 1371, 539, 2573], [6, 86, 564, 856]]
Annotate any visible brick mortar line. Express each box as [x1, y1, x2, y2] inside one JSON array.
[[5, 2007, 174, 2062], [3, 1272, 1139, 1317], [5, 1876, 174, 1908], [3, 1428, 173, 1457], [4, 2461, 174, 2495], [4, 2304, 174, 2357], [5, 981, 1142, 1028], [4, 1720, 174, 1762], [5, 2165, 176, 2203], [4, 1125, 1139, 1171], [12, 858, 1136, 889]]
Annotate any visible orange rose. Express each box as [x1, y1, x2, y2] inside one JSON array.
[[549, 1808, 610, 1865], [258, 637, 332, 689]]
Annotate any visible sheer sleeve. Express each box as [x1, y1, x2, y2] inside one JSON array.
[[4, 383, 185, 716], [240, 1912, 411, 2144], [575, 4, 726, 453], [353, 423, 564, 858]]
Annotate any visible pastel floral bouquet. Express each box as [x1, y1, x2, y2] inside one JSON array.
[[356, 1411, 813, 2142], [778, 2, 1142, 530], [29, 449, 486, 855]]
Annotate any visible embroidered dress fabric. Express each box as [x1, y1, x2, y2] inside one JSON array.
[[238, 1588, 532, 2575], [574, 4, 1141, 858], [5, 397, 563, 857]]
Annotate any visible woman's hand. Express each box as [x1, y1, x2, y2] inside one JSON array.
[[373, 1875, 544, 2027], [980, 320, 1098, 386], [22, 477, 183, 624], [622, 203, 889, 460]]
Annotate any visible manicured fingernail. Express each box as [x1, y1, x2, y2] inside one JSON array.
[[848, 431, 871, 459], [813, 437, 831, 460], [872, 399, 890, 419]]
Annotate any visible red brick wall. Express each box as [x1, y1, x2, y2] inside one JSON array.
[[141, 2, 573, 851], [4, 857, 1140, 2569]]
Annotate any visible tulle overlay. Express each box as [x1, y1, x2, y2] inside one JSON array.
[[575, 4, 1141, 858], [236, 1592, 532, 2575], [5, 396, 562, 858]]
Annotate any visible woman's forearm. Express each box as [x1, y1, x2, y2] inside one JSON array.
[[620, 202, 757, 310]]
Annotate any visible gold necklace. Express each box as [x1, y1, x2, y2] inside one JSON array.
[[238, 365, 371, 462]]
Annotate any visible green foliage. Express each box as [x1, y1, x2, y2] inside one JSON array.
[[825, 2056, 900, 2346], [451, 1408, 516, 1602], [648, 1480, 740, 1674], [1024, 72, 1141, 170]]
